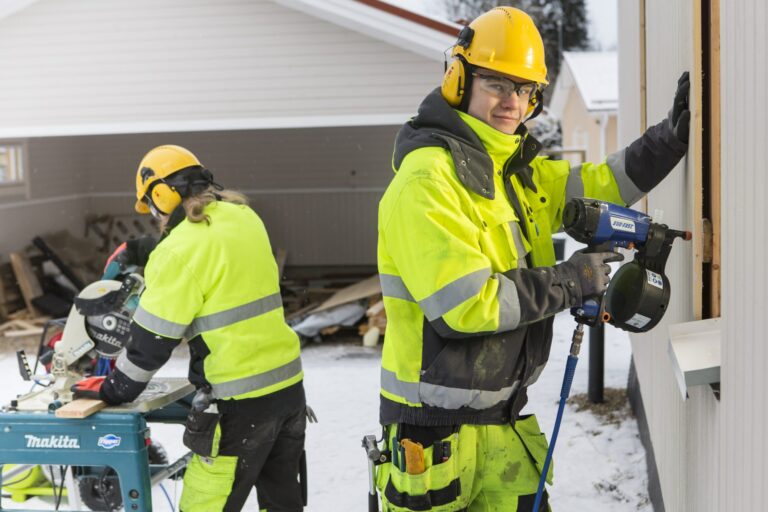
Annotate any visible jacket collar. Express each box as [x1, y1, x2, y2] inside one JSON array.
[[393, 88, 542, 199], [158, 204, 187, 242]]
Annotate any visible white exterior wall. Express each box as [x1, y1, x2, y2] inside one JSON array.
[[0, 0, 442, 136], [0, 0, 451, 264], [619, 1, 768, 510], [720, 1, 768, 510], [631, 6, 698, 510]]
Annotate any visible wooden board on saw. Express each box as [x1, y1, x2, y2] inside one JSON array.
[[55, 399, 107, 419]]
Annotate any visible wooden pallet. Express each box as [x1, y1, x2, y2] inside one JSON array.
[[0, 314, 48, 339], [9, 252, 43, 318], [0, 261, 24, 321], [85, 213, 158, 254]]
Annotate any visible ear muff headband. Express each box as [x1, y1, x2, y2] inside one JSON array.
[[143, 165, 216, 215], [525, 89, 545, 120]]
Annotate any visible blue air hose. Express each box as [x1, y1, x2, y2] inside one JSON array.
[[533, 323, 585, 511], [95, 356, 112, 376]]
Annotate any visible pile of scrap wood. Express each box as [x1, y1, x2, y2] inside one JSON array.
[[33, 230, 104, 289], [84, 213, 158, 255], [0, 254, 50, 340], [282, 273, 386, 346], [0, 314, 48, 340], [359, 299, 387, 346], [0, 228, 108, 339], [0, 259, 24, 320]]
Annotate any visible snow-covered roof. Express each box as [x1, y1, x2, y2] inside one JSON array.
[[551, 51, 618, 114]]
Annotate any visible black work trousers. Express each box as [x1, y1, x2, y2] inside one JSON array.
[[218, 386, 307, 512]]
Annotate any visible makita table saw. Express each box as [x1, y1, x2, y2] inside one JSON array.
[[0, 274, 195, 511], [0, 379, 193, 511]]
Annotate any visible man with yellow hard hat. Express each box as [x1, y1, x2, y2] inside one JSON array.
[[375, 7, 689, 510]]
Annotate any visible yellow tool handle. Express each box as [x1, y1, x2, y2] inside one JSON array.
[[400, 439, 426, 475]]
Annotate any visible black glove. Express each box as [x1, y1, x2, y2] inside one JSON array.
[[623, 71, 690, 193], [118, 236, 157, 268], [669, 71, 690, 144], [558, 249, 624, 300]]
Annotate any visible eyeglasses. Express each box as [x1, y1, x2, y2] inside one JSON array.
[[472, 73, 537, 100]]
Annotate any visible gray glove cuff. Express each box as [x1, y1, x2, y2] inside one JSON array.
[[554, 261, 584, 308]]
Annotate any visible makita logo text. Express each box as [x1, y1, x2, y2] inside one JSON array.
[[610, 216, 636, 233], [25, 435, 80, 449], [94, 332, 122, 348]]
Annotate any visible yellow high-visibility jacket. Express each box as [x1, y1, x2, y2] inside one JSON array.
[[378, 89, 685, 426], [103, 201, 302, 405]]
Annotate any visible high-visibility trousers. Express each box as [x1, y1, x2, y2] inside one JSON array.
[[377, 415, 553, 512]]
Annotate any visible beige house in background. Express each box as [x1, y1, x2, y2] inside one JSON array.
[[549, 51, 617, 165]]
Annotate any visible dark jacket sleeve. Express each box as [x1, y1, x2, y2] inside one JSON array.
[[502, 262, 582, 326], [624, 117, 689, 192], [100, 322, 181, 405]]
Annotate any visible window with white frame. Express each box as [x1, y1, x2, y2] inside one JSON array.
[[0, 143, 24, 184]]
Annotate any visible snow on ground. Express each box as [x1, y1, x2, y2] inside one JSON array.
[[0, 312, 649, 511], [0, 238, 650, 511]]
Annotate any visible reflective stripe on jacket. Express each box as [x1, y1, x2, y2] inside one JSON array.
[[131, 201, 302, 400], [378, 89, 638, 426]]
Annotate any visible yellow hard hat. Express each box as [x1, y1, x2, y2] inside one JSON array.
[[442, 7, 548, 108], [134, 145, 203, 215]]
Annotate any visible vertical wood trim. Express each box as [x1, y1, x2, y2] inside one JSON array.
[[640, 0, 648, 213], [709, 0, 721, 317], [692, 0, 704, 320]]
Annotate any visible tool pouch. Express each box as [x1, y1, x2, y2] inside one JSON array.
[[377, 425, 468, 512], [183, 409, 222, 458], [514, 414, 554, 485]]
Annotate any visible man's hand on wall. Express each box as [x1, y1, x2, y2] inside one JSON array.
[[669, 71, 690, 144]]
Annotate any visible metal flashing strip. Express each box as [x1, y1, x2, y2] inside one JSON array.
[[667, 318, 721, 399]]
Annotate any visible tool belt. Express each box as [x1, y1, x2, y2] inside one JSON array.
[[376, 417, 553, 512], [183, 388, 222, 458], [377, 424, 465, 512]]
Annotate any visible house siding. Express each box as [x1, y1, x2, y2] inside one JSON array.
[[618, 0, 756, 510], [720, 0, 768, 510], [0, 0, 439, 131]]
